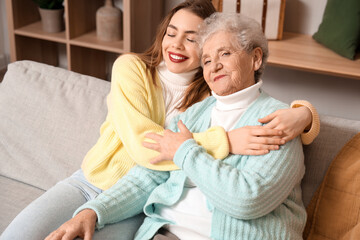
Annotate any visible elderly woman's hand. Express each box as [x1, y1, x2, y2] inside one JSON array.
[[143, 120, 193, 164], [258, 106, 312, 143], [227, 126, 285, 155], [45, 209, 97, 240]]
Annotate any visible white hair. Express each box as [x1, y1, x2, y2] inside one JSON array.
[[198, 12, 269, 80]]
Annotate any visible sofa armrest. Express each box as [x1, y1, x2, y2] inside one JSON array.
[[301, 115, 360, 206]]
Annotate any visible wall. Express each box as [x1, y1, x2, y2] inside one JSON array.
[[0, 0, 9, 70], [165, 0, 360, 121]]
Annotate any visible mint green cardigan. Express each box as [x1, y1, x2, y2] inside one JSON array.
[[75, 91, 306, 240]]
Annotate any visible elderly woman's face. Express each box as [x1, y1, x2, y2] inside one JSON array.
[[201, 31, 262, 96], [162, 9, 203, 74]]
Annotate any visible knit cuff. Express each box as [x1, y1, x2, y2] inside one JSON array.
[[173, 139, 198, 169], [291, 100, 320, 145], [73, 202, 108, 230], [193, 126, 229, 160]]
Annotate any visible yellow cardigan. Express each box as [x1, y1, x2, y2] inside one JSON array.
[[82, 54, 320, 190]]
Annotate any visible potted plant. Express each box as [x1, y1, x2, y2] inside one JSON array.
[[33, 0, 65, 33]]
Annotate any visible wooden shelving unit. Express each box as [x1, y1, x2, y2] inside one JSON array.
[[7, 1, 358, 81], [268, 32, 360, 80], [5, 0, 163, 80]]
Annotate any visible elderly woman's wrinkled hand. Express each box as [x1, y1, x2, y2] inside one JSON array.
[[143, 120, 193, 164], [45, 209, 97, 240], [258, 106, 312, 142]]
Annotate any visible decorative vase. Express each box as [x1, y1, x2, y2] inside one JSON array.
[[38, 8, 65, 33], [96, 0, 122, 42]]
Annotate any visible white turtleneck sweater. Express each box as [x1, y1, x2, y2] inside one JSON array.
[[157, 61, 197, 128], [161, 81, 263, 239], [211, 81, 262, 131]]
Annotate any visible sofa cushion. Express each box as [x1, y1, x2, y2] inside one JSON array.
[[303, 133, 360, 239], [0, 61, 110, 191], [302, 115, 360, 207], [0, 175, 45, 233]]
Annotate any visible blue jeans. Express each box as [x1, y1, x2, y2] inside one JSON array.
[[1, 170, 145, 240]]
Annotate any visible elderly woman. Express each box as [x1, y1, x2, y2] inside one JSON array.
[[46, 13, 306, 240]]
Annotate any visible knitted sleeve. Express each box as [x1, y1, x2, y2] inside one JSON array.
[[193, 126, 229, 159], [74, 165, 169, 229], [107, 54, 174, 171], [168, 109, 229, 160], [174, 136, 304, 220], [291, 100, 320, 145]]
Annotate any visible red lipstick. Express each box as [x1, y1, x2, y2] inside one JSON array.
[[168, 51, 188, 63]]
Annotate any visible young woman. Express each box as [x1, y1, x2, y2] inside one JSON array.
[[2, 1, 319, 239]]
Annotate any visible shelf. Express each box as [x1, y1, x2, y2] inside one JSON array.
[[267, 32, 360, 80], [14, 21, 67, 43], [14, 36, 63, 66], [6, 0, 163, 79], [70, 31, 125, 54], [70, 45, 108, 80]]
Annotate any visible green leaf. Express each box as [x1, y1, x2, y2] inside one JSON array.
[[32, 0, 64, 9]]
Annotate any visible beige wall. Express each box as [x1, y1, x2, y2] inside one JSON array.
[[0, 0, 9, 69]]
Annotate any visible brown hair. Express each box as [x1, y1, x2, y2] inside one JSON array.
[[135, 0, 216, 111]]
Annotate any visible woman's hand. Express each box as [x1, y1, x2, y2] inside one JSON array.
[[258, 106, 312, 143], [227, 126, 285, 155], [143, 120, 193, 164], [45, 209, 97, 240]]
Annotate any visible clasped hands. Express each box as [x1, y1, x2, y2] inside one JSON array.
[[143, 107, 311, 164], [142, 118, 297, 165]]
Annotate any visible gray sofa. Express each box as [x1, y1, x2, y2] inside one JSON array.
[[1, 60, 359, 234]]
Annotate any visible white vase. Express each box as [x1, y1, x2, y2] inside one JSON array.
[[96, 0, 122, 41]]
